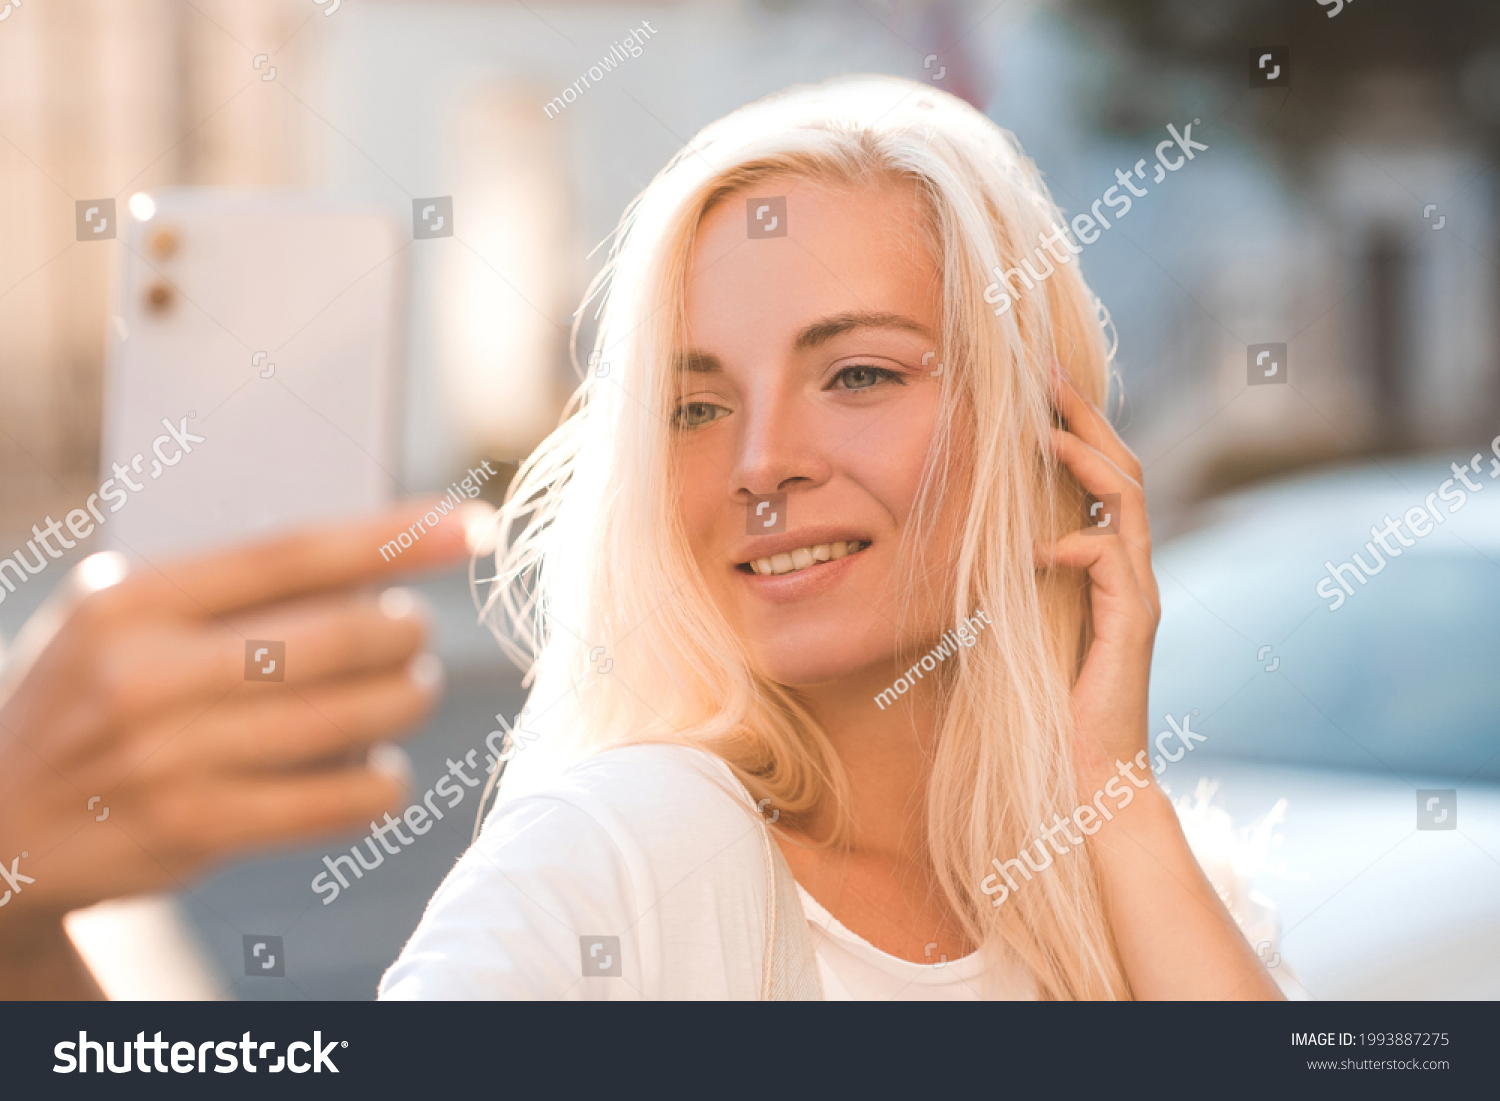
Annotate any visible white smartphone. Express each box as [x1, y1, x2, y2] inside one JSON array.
[[100, 189, 407, 563], [74, 192, 409, 999]]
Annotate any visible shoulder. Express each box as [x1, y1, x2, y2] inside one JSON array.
[[525, 743, 759, 847], [380, 743, 770, 1000]]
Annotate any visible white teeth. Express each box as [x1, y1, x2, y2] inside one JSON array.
[[748, 541, 866, 576]]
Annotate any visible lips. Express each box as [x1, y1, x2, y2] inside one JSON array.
[[731, 525, 874, 592]]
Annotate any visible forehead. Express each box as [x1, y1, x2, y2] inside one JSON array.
[[684, 175, 940, 350]]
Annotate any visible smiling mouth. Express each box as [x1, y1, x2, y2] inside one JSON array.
[[739, 540, 871, 577]]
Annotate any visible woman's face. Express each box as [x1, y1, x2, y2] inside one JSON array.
[[675, 175, 966, 689]]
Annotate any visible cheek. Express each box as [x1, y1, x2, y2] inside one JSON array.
[[673, 445, 728, 557], [851, 395, 944, 520]]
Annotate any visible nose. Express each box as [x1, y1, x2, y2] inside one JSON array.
[[728, 383, 831, 500]]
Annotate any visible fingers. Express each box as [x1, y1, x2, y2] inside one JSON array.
[[137, 655, 445, 776], [154, 759, 413, 859], [1048, 427, 1158, 617], [1037, 530, 1137, 599], [63, 588, 433, 727], [1050, 429, 1144, 537], [1051, 363, 1143, 484], [224, 588, 431, 687], [98, 498, 492, 624], [1036, 530, 1157, 639]]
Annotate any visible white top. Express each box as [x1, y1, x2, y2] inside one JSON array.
[[379, 743, 1034, 1000]]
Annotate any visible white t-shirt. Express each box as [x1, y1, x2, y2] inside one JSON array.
[[379, 743, 1034, 1000]]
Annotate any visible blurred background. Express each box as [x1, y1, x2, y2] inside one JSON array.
[[2, 0, 1498, 999]]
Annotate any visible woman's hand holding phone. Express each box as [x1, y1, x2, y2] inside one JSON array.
[[0, 499, 484, 998]]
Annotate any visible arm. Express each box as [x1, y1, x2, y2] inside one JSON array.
[[1040, 365, 1282, 1000], [0, 918, 104, 1001]]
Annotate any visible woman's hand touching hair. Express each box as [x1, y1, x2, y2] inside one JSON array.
[[1036, 365, 1281, 1000], [1035, 361, 1159, 796], [0, 500, 482, 999]]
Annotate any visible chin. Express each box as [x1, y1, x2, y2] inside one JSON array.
[[745, 630, 889, 691]]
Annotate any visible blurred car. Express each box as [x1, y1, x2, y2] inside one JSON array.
[[1148, 454, 1500, 999]]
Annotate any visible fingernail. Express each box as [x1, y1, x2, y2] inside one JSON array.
[[407, 652, 445, 693], [74, 551, 129, 594], [380, 586, 432, 622], [459, 501, 499, 555], [367, 742, 411, 785]]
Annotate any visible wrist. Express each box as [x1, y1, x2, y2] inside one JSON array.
[[1074, 747, 1160, 808]]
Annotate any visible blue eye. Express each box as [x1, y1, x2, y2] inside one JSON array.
[[672, 401, 728, 429], [831, 365, 904, 391]]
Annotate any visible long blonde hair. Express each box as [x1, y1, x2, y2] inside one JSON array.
[[477, 75, 1129, 999]]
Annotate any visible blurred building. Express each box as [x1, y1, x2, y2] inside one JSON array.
[[3, 0, 1497, 1001], [1061, 0, 1500, 521], [0, 1, 314, 536]]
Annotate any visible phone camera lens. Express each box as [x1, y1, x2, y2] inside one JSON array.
[[149, 228, 179, 257], [145, 281, 174, 313]]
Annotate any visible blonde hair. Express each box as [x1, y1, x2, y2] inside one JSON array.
[[477, 75, 1129, 999]]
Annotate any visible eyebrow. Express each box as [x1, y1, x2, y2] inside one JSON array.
[[793, 310, 931, 350], [673, 310, 932, 373]]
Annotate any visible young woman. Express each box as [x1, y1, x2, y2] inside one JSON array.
[[380, 75, 1283, 1001]]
